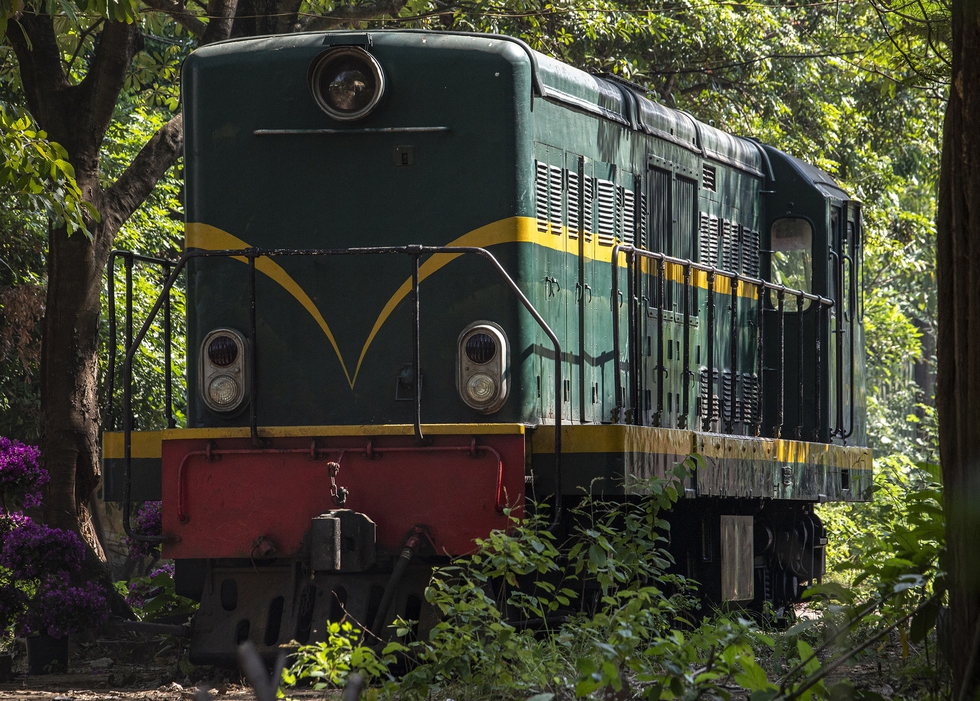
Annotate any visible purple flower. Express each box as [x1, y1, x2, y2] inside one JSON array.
[[17, 579, 109, 638], [0, 517, 85, 581], [124, 501, 162, 559], [126, 563, 175, 609], [0, 438, 47, 509]]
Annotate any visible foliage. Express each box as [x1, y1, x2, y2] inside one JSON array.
[[282, 621, 391, 691], [820, 455, 945, 657], [115, 562, 198, 621], [279, 460, 947, 700], [99, 103, 187, 433], [0, 103, 95, 237]]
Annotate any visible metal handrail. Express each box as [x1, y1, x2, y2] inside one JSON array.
[[106, 250, 177, 431], [118, 244, 563, 542], [610, 244, 834, 441]]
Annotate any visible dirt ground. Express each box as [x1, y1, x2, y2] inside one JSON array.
[[0, 634, 333, 701]]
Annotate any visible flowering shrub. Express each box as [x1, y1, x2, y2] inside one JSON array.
[[0, 517, 86, 579], [0, 437, 47, 509], [17, 580, 109, 639], [124, 501, 162, 559], [0, 438, 109, 641]]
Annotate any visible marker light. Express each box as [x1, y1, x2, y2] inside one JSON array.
[[309, 47, 385, 121], [208, 335, 239, 367], [465, 333, 497, 364], [457, 322, 509, 414], [200, 328, 249, 414]]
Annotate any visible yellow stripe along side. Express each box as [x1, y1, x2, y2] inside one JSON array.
[[104, 423, 871, 473], [530, 424, 872, 471], [102, 424, 526, 458], [186, 217, 762, 389]]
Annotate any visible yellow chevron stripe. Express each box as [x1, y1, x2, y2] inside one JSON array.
[[186, 224, 354, 386], [187, 216, 765, 388]]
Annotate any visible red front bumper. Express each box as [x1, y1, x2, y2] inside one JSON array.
[[160, 430, 526, 559]]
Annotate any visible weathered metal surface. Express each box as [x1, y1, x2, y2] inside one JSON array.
[[160, 432, 526, 559], [310, 510, 376, 572], [720, 515, 754, 602], [190, 561, 434, 665], [530, 423, 871, 501]]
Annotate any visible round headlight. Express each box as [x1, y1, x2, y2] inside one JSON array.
[[465, 333, 496, 364], [465, 373, 497, 404], [208, 375, 240, 407], [309, 47, 385, 121], [207, 336, 239, 367]]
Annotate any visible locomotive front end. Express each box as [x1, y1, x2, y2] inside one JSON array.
[[153, 32, 537, 662]]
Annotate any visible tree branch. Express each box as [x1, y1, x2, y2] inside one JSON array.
[[299, 0, 409, 31], [142, 0, 208, 38], [6, 11, 72, 128], [202, 0, 237, 44], [78, 21, 141, 142], [102, 113, 183, 237]]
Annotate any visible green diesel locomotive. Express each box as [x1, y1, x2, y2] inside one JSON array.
[[104, 30, 871, 663]]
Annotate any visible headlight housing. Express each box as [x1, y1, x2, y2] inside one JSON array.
[[200, 328, 249, 414], [457, 322, 509, 413], [309, 46, 385, 121]]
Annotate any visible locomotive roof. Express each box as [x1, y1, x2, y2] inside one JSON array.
[[190, 29, 848, 190]]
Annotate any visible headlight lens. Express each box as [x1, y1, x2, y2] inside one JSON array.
[[465, 373, 497, 404], [208, 375, 240, 407], [310, 47, 385, 121]]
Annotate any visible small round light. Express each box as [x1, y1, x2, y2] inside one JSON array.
[[310, 47, 385, 121], [465, 373, 497, 404], [465, 333, 496, 364], [208, 375, 240, 407], [208, 336, 239, 367]]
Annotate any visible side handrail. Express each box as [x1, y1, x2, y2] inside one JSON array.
[[106, 250, 177, 431], [610, 244, 834, 440], [120, 244, 563, 542]]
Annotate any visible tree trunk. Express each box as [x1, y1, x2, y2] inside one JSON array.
[[936, 0, 980, 694], [39, 221, 110, 549], [8, 15, 180, 600]]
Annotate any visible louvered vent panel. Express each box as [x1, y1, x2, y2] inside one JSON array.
[[741, 372, 760, 424], [742, 229, 760, 276], [567, 170, 580, 238], [702, 164, 717, 192], [535, 161, 549, 235], [583, 177, 594, 240], [549, 165, 564, 234], [699, 213, 719, 266], [620, 188, 635, 246], [699, 367, 721, 423], [638, 189, 649, 249], [721, 370, 736, 424], [721, 220, 738, 272], [597, 179, 616, 245]]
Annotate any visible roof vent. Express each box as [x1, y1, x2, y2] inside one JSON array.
[[702, 164, 717, 192]]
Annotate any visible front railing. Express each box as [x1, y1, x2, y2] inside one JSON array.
[[107, 246, 563, 542]]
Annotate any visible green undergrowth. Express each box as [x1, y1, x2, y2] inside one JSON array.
[[280, 457, 948, 701]]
